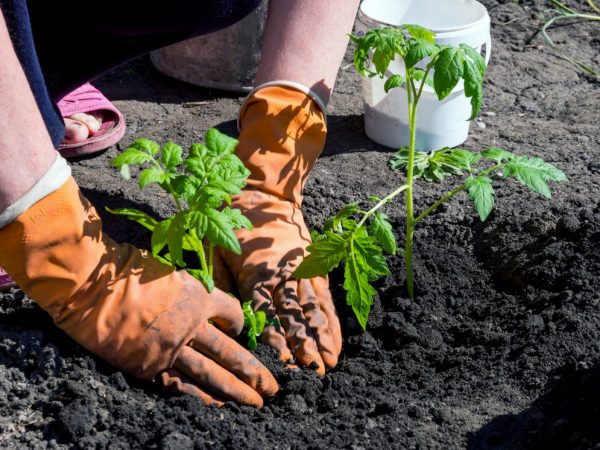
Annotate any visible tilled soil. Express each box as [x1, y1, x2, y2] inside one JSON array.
[[2, 1, 600, 448]]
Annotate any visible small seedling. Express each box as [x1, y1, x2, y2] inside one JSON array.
[[110, 128, 252, 293], [242, 301, 279, 350], [540, 0, 600, 78], [294, 25, 567, 330]]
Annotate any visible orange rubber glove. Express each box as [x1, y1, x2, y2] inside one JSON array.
[[0, 177, 278, 407], [217, 83, 343, 375]]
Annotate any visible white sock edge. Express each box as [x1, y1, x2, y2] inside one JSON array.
[[0, 153, 72, 229], [237, 80, 328, 131]]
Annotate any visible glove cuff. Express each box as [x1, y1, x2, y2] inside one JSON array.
[[236, 82, 328, 207], [0, 153, 71, 229]]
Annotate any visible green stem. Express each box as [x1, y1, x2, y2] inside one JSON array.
[[414, 164, 501, 223], [356, 184, 410, 228], [404, 68, 418, 300]]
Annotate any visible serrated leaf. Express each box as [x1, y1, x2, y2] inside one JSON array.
[[353, 229, 390, 279], [466, 175, 495, 221], [221, 207, 253, 231], [205, 128, 238, 156], [171, 175, 198, 200], [446, 149, 481, 172], [167, 212, 186, 267], [187, 269, 215, 293], [503, 156, 567, 198], [344, 253, 377, 331], [413, 69, 434, 88], [112, 148, 154, 168], [401, 24, 436, 43], [405, 39, 438, 68], [294, 231, 350, 279], [189, 143, 208, 158], [384, 74, 405, 93], [367, 195, 382, 202], [460, 44, 486, 78], [131, 138, 160, 156], [463, 57, 484, 120], [161, 142, 183, 170], [369, 213, 396, 255], [481, 147, 515, 163], [185, 210, 208, 239], [204, 208, 241, 254], [105, 207, 158, 231], [151, 218, 172, 256], [351, 28, 406, 77], [139, 167, 165, 189], [433, 47, 464, 100]]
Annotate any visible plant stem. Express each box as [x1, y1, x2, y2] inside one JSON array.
[[208, 243, 214, 278], [356, 184, 409, 228], [414, 164, 501, 223], [404, 69, 419, 300]]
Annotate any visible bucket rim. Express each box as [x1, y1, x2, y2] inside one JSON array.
[[358, 0, 489, 34]]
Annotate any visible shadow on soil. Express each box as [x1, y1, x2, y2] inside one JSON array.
[[468, 365, 600, 450]]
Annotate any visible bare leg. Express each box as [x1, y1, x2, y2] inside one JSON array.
[[0, 9, 56, 212], [256, 0, 361, 104]]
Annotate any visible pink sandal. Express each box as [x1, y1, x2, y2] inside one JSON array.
[[0, 266, 15, 291], [57, 83, 126, 158]]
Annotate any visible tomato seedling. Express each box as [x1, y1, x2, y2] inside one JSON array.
[[294, 25, 567, 330], [110, 128, 252, 293], [242, 301, 279, 350]]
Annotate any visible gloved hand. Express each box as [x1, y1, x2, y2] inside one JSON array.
[[0, 166, 278, 407], [217, 83, 342, 375]]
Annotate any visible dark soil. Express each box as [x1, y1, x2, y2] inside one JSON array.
[[2, 1, 600, 448]]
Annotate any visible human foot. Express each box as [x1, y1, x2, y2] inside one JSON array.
[[57, 83, 126, 158]]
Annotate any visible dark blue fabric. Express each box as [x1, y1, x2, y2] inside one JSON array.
[[1, 0, 262, 148]]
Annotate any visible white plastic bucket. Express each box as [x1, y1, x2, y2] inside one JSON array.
[[357, 0, 492, 151]]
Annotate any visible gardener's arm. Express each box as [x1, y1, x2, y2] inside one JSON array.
[[0, 8, 278, 407], [217, 0, 361, 373]]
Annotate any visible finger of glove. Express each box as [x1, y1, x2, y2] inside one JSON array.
[[274, 280, 325, 375], [205, 288, 244, 338], [311, 276, 343, 359], [298, 278, 339, 370], [191, 324, 279, 398], [175, 346, 264, 407], [160, 369, 224, 406], [251, 287, 293, 363]]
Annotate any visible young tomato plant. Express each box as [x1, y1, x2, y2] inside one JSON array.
[[294, 25, 567, 330], [109, 128, 252, 293], [242, 301, 278, 350]]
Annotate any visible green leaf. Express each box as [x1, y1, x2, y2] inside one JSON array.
[[205, 128, 238, 156], [166, 212, 186, 267], [481, 147, 515, 163], [187, 269, 215, 292], [353, 229, 390, 279], [161, 142, 183, 170], [186, 210, 208, 238], [503, 156, 568, 198], [344, 252, 377, 331], [243, 301, 270, 350], [369, 213, 397, 255], [184, 156, 207, 178], [139, 167, 165, 189], [189, 143, 208, 158], [221, 207, 253, 231], [463, 57, 484, 120], [105, 207, 158, 231], [460, 44, 486, 78], [351, 28, 406, 77], [171, 175, 198, 200], [151, 218, 172, 256], [433, 47, 464, 100], [204, 208, 241, 255], [384, 74, 405, 93], [401, 24, 436, 43], [413, 69, 434, 88], [119, 164, 131, 180], [405, 39, 438, 69], [466, 175, 495, 221], [130, 138, 160, 156], [112, 148, 154, 168], [294, 231, 350, 279]]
